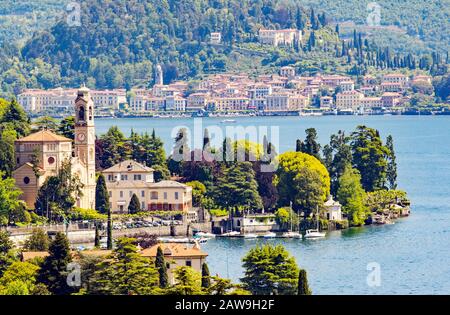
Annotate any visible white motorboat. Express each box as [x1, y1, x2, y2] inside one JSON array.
[[222, 231, 241, 237], [282, 231, 302, 238], [195, 232, 216, 238], [262, 232, 276, 238], [304, 229, 326, 239], [243, 233, 258, 239]]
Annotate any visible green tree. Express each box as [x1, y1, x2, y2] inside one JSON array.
[[0, 126, 17, 177], [297, 269, 312, 295], [0, 261, 40, 295], [23, 228, 50, 251], [37, 232, 74, 295], [276, 152, 330, 216], [298, 128, 321, 160], [186, 181, 207, 207], [336, 166, 368, 226], [90, 237, 159, 295], [33, 116, 58, 132], [0, 172, 22, 226], [0, 99, 30, 138], [0, 230, 17, 277], [106, 206, 113, 250], [241, 244, 299, 295], [34, 159, 83, 221], [351, 126, 389, 192], [57, 116, 75, 140], [385, 135, 397, 190], [168, 266, 203, 295], [128, 193, 141, 214], [214, 162, 263, 212], [97, 126, 130, 169], [94, 224, 100, 248], [95, 174, 110, 214], [201, 262, 211, 289], [155, 246, 168, 289]]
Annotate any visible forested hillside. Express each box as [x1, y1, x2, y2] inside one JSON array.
[[0, 0, 448, 96]]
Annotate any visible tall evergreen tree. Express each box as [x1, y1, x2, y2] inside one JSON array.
[[155, 246, 169, 288], [297, 269, 312, 295], [385, 135, 397, 189], [37, 232, 74, 295], [95, 174, 110, 214], [300, 128, 321, 160], [128, 194, 141, 214], [201, 262, 211, 289], [107, 207, 113, 250], [0, 99, 30, 138], [94, 224, 100, 248]]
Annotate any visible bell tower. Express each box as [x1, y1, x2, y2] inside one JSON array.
[[74, 86, 96, 209]]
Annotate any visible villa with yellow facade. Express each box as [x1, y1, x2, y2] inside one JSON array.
[[103, 160, 192, 213]]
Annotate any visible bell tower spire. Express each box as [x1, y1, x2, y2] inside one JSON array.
[[74, 86, 96, 209]]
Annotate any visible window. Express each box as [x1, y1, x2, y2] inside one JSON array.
[[48, 156, 55, 164], [164, 192, 167, 200], [151, 192, 158, 200], [185, 261, 192, 267], [141, 202, 145, 209], [121, 175, 128, 181], [141, 190, 145, 198], [134, 174, 142, 180], [166, 263, 170, 269], [120, 191, 124, 198], [174, 192, 179, 200], [109, 191, 112, 197], [23, 177, 30, 185], [129, 191, 133, 197]]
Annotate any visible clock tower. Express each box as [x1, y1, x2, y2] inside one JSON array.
[[74, 86, 96, 209]]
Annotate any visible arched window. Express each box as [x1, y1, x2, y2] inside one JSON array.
[[78, 106, 85, 121], [89, 106, 93, 120]]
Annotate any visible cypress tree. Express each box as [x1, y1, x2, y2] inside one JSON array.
[[386, 135, 397, 190], [155, 246, 169, 288], [94, 223, 100, 248], [107, 207, 113, 250], [297, 269, 312, 295], [128, 193, 141, 214], [201, 263, 211, 289], [95, 174, 110, 214], [37, 232, 74, 295]]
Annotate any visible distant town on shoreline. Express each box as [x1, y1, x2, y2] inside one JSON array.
[[18, 66, 448, 119]]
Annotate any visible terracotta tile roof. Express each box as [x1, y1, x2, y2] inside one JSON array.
[[140, 243, 208, 258], [16, 130, 72, 143], [102, 160, 154, 173], [22, 250, 112, 261]]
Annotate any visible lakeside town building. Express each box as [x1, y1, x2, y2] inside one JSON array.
[[103, 160, 192, 213], [17, 71, 427, 115]]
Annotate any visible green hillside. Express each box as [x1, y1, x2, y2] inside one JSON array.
[[0, 0, 448, 96]]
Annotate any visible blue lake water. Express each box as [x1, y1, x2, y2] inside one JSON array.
[[96, 115, 450, 294]]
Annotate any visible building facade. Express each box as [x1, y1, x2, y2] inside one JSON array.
[[103, 160, 192, 213], [13, 87, 97, 209]]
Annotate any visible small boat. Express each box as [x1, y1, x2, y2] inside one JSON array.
[[262, 232, 276, 238], [195, 232, 216, 238], [304, 206, 326, 239], [243, 233, 258, 239], [282, 231, 302, 238], [304, 229, 326, 239], [221, 231, 241, 237]]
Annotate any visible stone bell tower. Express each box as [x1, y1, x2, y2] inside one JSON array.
[[74, 86, 96, 209]]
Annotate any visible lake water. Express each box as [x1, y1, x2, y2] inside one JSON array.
[[96, 115, 450, 294]]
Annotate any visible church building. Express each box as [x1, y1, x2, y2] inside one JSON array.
[[13, 86, 97, 210]]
